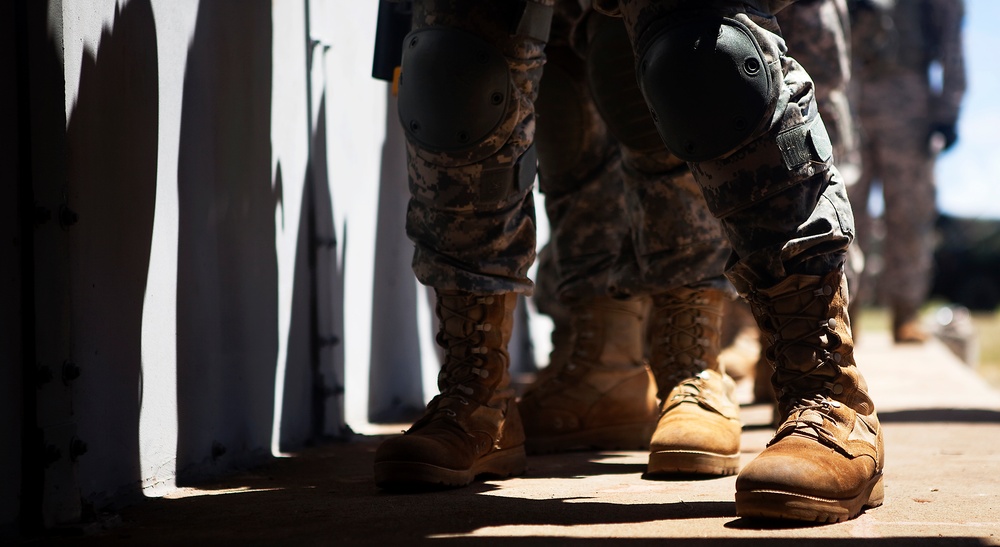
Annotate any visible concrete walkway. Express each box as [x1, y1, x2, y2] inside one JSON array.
[[40, 333, 1000, 546]]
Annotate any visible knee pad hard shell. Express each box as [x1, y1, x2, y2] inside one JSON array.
[[398, 25, 536, 209], [398, 26, 513, 154], [636, 16, 775, 162]]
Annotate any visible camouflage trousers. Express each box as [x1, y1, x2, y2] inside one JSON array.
[[775, 0, 859, 186], [853, 72, 938, 317], [533, 7, 730, 309], [403, 0, 855, 300]]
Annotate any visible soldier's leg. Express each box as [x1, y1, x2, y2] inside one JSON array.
[[374, 0, 553, 489], [850, 115, 878, 312], [519, 7, 658, 453], [867, 77, 936, 343], [585, 12, 741, 476], [620, 0, 884, 522]]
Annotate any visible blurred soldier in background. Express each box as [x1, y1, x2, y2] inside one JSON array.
[[849, 0, 966, 343], [373, 0, 885, 523]]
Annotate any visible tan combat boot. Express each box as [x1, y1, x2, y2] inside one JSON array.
[[518, 296, 658, 453], [736, 269, 885, 522], [647, 286, 742, 476], [374, 291, 526, 488]]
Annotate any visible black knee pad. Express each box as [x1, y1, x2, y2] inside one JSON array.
[[637, 17, 774, 162], [585, 15, 666, 156], [534, 48, 591, 184], [398, 26, 513, 153]]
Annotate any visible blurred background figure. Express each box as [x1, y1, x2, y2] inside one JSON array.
[[848, 0, 966, 343]]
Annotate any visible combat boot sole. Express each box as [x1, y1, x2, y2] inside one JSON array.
[[647, 449, 740, 476], [526, 422, 656, 454], [374, 445, 527, 490], [735, 472, 884, 523]]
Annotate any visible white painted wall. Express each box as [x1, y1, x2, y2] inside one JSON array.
[[39, 0, 394, 506], [6, 1, 547, 529]]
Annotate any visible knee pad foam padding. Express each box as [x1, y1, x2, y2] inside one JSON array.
[[398, 27, 512, 153], [637, 17, 773, 162]]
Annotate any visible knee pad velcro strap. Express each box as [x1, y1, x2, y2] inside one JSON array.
[[637, 17, 773, 162], [398, 27, 512, 153], [694, 114, 834, 219]]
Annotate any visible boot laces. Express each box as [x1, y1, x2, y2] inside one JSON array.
[[749, 284, 842, 399], [750, 283, 850, 446], [662, 370, 713, 412], [651, 291, 720, 387], [411, 296, 495, 430], [775, 394, 844, 448]]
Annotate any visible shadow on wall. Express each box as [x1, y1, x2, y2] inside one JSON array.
[[175, 0, 277, 483], [279, 95, 349, 450], [65, 0, 157, 506]]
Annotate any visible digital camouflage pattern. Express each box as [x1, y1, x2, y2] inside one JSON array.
[[849, 0, 965, 319], [403, 0, 854, 303], [404, 0, 555, 295], [619, 0, 853, 294], [777, 0, 860, 186], [535, 0, 859, 311], [534, 6, 729, 308]]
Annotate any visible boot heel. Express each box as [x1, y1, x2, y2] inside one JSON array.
[[865, 473, 885, 507], [475, 445, 527, 478]]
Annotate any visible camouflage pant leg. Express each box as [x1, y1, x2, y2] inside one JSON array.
[[776, 0, 860, 186], [569, 10, 729, 298], [534, 37, 630, 304], [619, 1, 855, 295], [609, 154, 732, 297], [403, 0, 554, 294], [858, 75, 936, 315]]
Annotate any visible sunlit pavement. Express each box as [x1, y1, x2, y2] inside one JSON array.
[[37, 332, 1000, 546]]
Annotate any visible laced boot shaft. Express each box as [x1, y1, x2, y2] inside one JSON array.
[[433, 291, 513, 408], [646, 286, 741, 476], [736, 269, 885, 523], [518, 296, 658, 453], [649, 286, 727, 396], [748, 270, 875, 424], [374, 291, 525, 489]]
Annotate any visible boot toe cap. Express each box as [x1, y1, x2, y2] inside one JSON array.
[[737, 436, 878, 499]]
